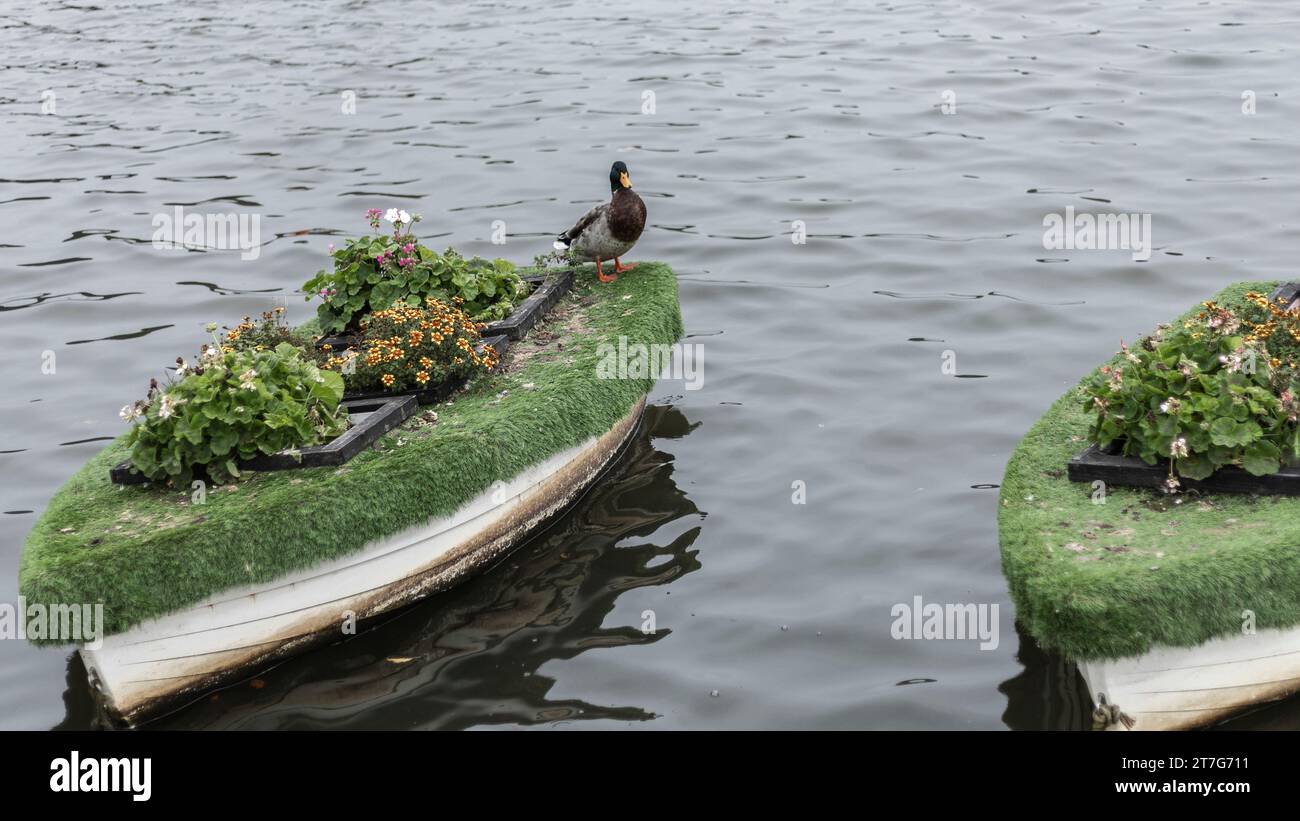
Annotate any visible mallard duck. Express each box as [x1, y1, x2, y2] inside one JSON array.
[[554, 161, 647, 283]]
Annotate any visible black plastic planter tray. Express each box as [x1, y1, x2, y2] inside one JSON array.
[[480, 268, 574, 341], [1068, 443, 1300, 496], [316, 332, 359, 352], [109, 395, 417, 485], [340, 334, 510, 405], [1269, 281, 1300, 311], [343, 374, 467, 406]]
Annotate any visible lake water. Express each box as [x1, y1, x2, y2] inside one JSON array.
[[3, 0, 1299, 729]]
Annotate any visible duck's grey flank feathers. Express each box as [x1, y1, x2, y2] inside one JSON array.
[[554, 203, 607, 251]]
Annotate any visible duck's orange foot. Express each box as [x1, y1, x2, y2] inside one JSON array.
[[614, 258, 637, 273], [596, 258, 618, 283]]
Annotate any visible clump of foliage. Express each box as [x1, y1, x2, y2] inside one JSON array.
[[1083, 301, 1300, 491], [302, 209, 526, 334], [223, 307, 311, 353], [120, 337, 347, 485], [1240, 290, 1300, 378], [319, 297, 500, 394], [532, 247, 577, 269]]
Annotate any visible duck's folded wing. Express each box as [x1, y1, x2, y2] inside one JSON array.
[[555, 203, 607, 248]]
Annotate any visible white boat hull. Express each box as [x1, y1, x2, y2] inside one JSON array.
[[80, 397, 646, 726], [1079, 625, 1300, 730]]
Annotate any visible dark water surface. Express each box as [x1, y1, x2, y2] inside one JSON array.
[[3, 0, 1300, 729]]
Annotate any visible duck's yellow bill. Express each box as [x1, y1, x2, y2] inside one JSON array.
[[619, 171, 631, 188]]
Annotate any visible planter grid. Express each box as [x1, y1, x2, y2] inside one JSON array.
[[110, 395, 417, 485], [1068, 444, 1300, 496], [481, 268, 575, 341]]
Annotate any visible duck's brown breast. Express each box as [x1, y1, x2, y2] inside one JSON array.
[[608, 189, 646, 243]]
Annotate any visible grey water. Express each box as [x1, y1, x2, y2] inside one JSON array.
[[3, 0, 1299, 729]]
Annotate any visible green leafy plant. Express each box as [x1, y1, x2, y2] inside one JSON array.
[[319, 297, 499, 393], [222, 306, 311, 354], [1083, 304, 1300, 490], [120, 339, 347, 485], [532, 247, 577, 269], [302, 209, 526, 334]]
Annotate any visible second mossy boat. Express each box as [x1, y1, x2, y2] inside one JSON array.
[[19, 262, 683, 726], [1000, 280, 1300, 730]]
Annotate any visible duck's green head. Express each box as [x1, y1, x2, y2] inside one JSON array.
[[610, 161, 631, 192]]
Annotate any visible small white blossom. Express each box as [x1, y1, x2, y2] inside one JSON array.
[[1170, 437, 1188, 458], [239, 368, 258, 390], [384, 208, 400, 223], [158, 393, 183, 420], [1219, 352, 1244, 373], [1160, 398, 1180, 414], [398, 209, 411, 224]]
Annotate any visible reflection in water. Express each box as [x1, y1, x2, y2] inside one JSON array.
[[55, 404, 702, 730], [998, 623, 1092, 732]]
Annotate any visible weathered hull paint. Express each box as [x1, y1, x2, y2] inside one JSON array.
[[1079, 625, 1300, 730]]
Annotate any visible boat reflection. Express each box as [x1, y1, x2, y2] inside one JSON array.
[[998, 622, 1093, 731]]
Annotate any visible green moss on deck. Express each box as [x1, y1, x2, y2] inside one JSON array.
[[20, 263, 683, 642], [998, 281, 1300, 661]]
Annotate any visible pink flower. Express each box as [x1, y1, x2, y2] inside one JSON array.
[[403, 243, 414, 254]]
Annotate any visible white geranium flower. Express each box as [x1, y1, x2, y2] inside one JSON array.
[[398, 209, 411, 224], [239, 368, 258, 390], [1219, 352, 1244, 373], [158, 393, 183, 420], [120, 403, 142, 423], [384, 208, 400, 223]]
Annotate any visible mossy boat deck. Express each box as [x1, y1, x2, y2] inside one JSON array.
[[19, 262, 683, 726], [1000, 281, 1300, 730]]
